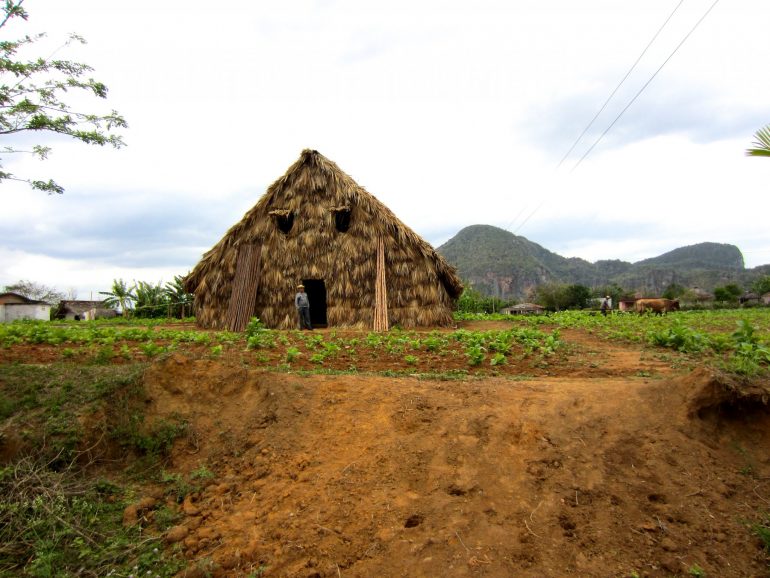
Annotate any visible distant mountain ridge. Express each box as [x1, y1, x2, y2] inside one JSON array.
[[436, 224, 767, 299]]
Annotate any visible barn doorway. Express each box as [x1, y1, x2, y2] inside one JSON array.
[[302, 279, 327, 328]]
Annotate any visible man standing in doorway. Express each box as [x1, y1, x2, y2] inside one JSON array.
[[295, 284, 312, 330]]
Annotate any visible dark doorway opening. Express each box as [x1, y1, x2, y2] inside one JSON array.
[[303, 279, 327, 328]]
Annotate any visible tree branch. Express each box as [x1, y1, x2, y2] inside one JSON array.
[[0, 0, 126, 193]]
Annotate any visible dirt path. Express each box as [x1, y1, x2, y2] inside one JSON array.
[[132, 328, 770, 578]]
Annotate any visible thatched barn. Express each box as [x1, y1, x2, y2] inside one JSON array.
[[184, 149, 463, 331]]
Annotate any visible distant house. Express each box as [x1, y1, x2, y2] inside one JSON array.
[[0, 292, 52, 323], [739, 292, 760, 305], [54, 300, 111, 321], [500, 303, 545, 315], [740, 292, 770, 306], [686, 287, 713, 304], [82, 308, 118, 321], [618, 299, 637, 312]]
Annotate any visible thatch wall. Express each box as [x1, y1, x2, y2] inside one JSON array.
[[184, 149, 462, 330]]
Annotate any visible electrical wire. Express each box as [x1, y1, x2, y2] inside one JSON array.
[[571, 0, 721, 172], [557, 0, 685, 170], [506, 1, 719, 236], [513, 200, 546, 235]]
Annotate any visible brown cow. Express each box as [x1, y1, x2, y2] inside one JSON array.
[[635, 298, 680, 315]]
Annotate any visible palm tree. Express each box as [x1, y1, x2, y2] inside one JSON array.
[[164, 275, 194, 318], [746, 124, 770, 157], [99, 278, 136, 317], [133, 280, 166, 318]]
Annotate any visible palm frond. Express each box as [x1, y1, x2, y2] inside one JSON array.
[[746, 124, 770, 157]]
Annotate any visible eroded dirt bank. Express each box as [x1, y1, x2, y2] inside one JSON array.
[[136, 350, 770, 578]]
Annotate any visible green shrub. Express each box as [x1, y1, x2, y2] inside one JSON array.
[[209, 344, 223, 357], [140, 340, 165, 358], [647, 323, 707, 353], [752, 513, 770, 553], [245, 317, 267, 337], [113, 414, 188, 458], [490, 352, 506, 366], [465, 344, 486, 366], [723, 320, 770, 376], [247, 331, 276, 349], [0, 458, 183, 577], [285, 347, 301, 363]]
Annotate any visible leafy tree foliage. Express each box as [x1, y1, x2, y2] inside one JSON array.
[[535, 283, 591, 311], [131, 281, 166, 318], [1, 0, 126, 193], [752, 275, 770, 296], [456, 286, 507, 314], [662, 283, 686, 300], [746, 124, 770, 157], [713, 283, 742, 303], [593, 284, 627, 306], [164, 275, 194, 318], [2, 279, 64, 303], [563, 284, 591, 310], [99, 278, 135, 316], [100, 277, 193, 319]]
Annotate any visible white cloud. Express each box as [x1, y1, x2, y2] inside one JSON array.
[[2, 0, 770, 299]]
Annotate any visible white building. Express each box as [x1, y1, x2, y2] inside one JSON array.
[[0, 292, 51, 322]]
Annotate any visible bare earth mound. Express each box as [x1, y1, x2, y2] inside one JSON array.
[[136, 330, 770, 577]]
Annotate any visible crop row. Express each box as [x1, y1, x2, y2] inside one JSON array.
[[0, 322, 238, 348], [0, 319, 563, 370], [246, 324, 562, 368], [462, 309, 770, 376]]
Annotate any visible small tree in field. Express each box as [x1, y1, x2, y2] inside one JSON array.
[[752, 275, 770, 296], [2, 279, 64, 304], [1, 0, 126, 193], [713, 284, 742, 303], [535, 283, 591, 311]]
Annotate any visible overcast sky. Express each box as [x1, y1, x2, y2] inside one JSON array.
[[2, 1, 769, 299]]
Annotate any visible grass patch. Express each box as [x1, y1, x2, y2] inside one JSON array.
[[0, 363, 148, 464], [752, 513, 770, 554], [0, 360, 189, 575], [0, 457, 183, 577]]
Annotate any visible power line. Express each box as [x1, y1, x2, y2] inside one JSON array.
[[511, 1, 720, 237], [557, 0, 685, 170], [571, 0, 721, 172], [513, 200, 546, 235], [500, 202, 531, 235]]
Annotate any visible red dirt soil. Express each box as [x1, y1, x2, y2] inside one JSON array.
[[110, 325, 770, 578]]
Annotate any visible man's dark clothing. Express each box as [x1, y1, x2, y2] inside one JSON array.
[[295, 291, 312, 330]]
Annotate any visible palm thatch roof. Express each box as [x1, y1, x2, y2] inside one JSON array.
[[184, 149, 463, 330]]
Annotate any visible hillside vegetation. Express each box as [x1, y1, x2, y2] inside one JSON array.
[[438, 224, 765, 299]]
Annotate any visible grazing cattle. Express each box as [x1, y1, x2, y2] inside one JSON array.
[[635, 298, 679, 315]]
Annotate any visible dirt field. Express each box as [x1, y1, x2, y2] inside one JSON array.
[[102, 322, 769, 578]]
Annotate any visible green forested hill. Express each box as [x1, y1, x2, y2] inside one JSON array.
[[437, 225, 764, 299], [636, 243, 744, 269]]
